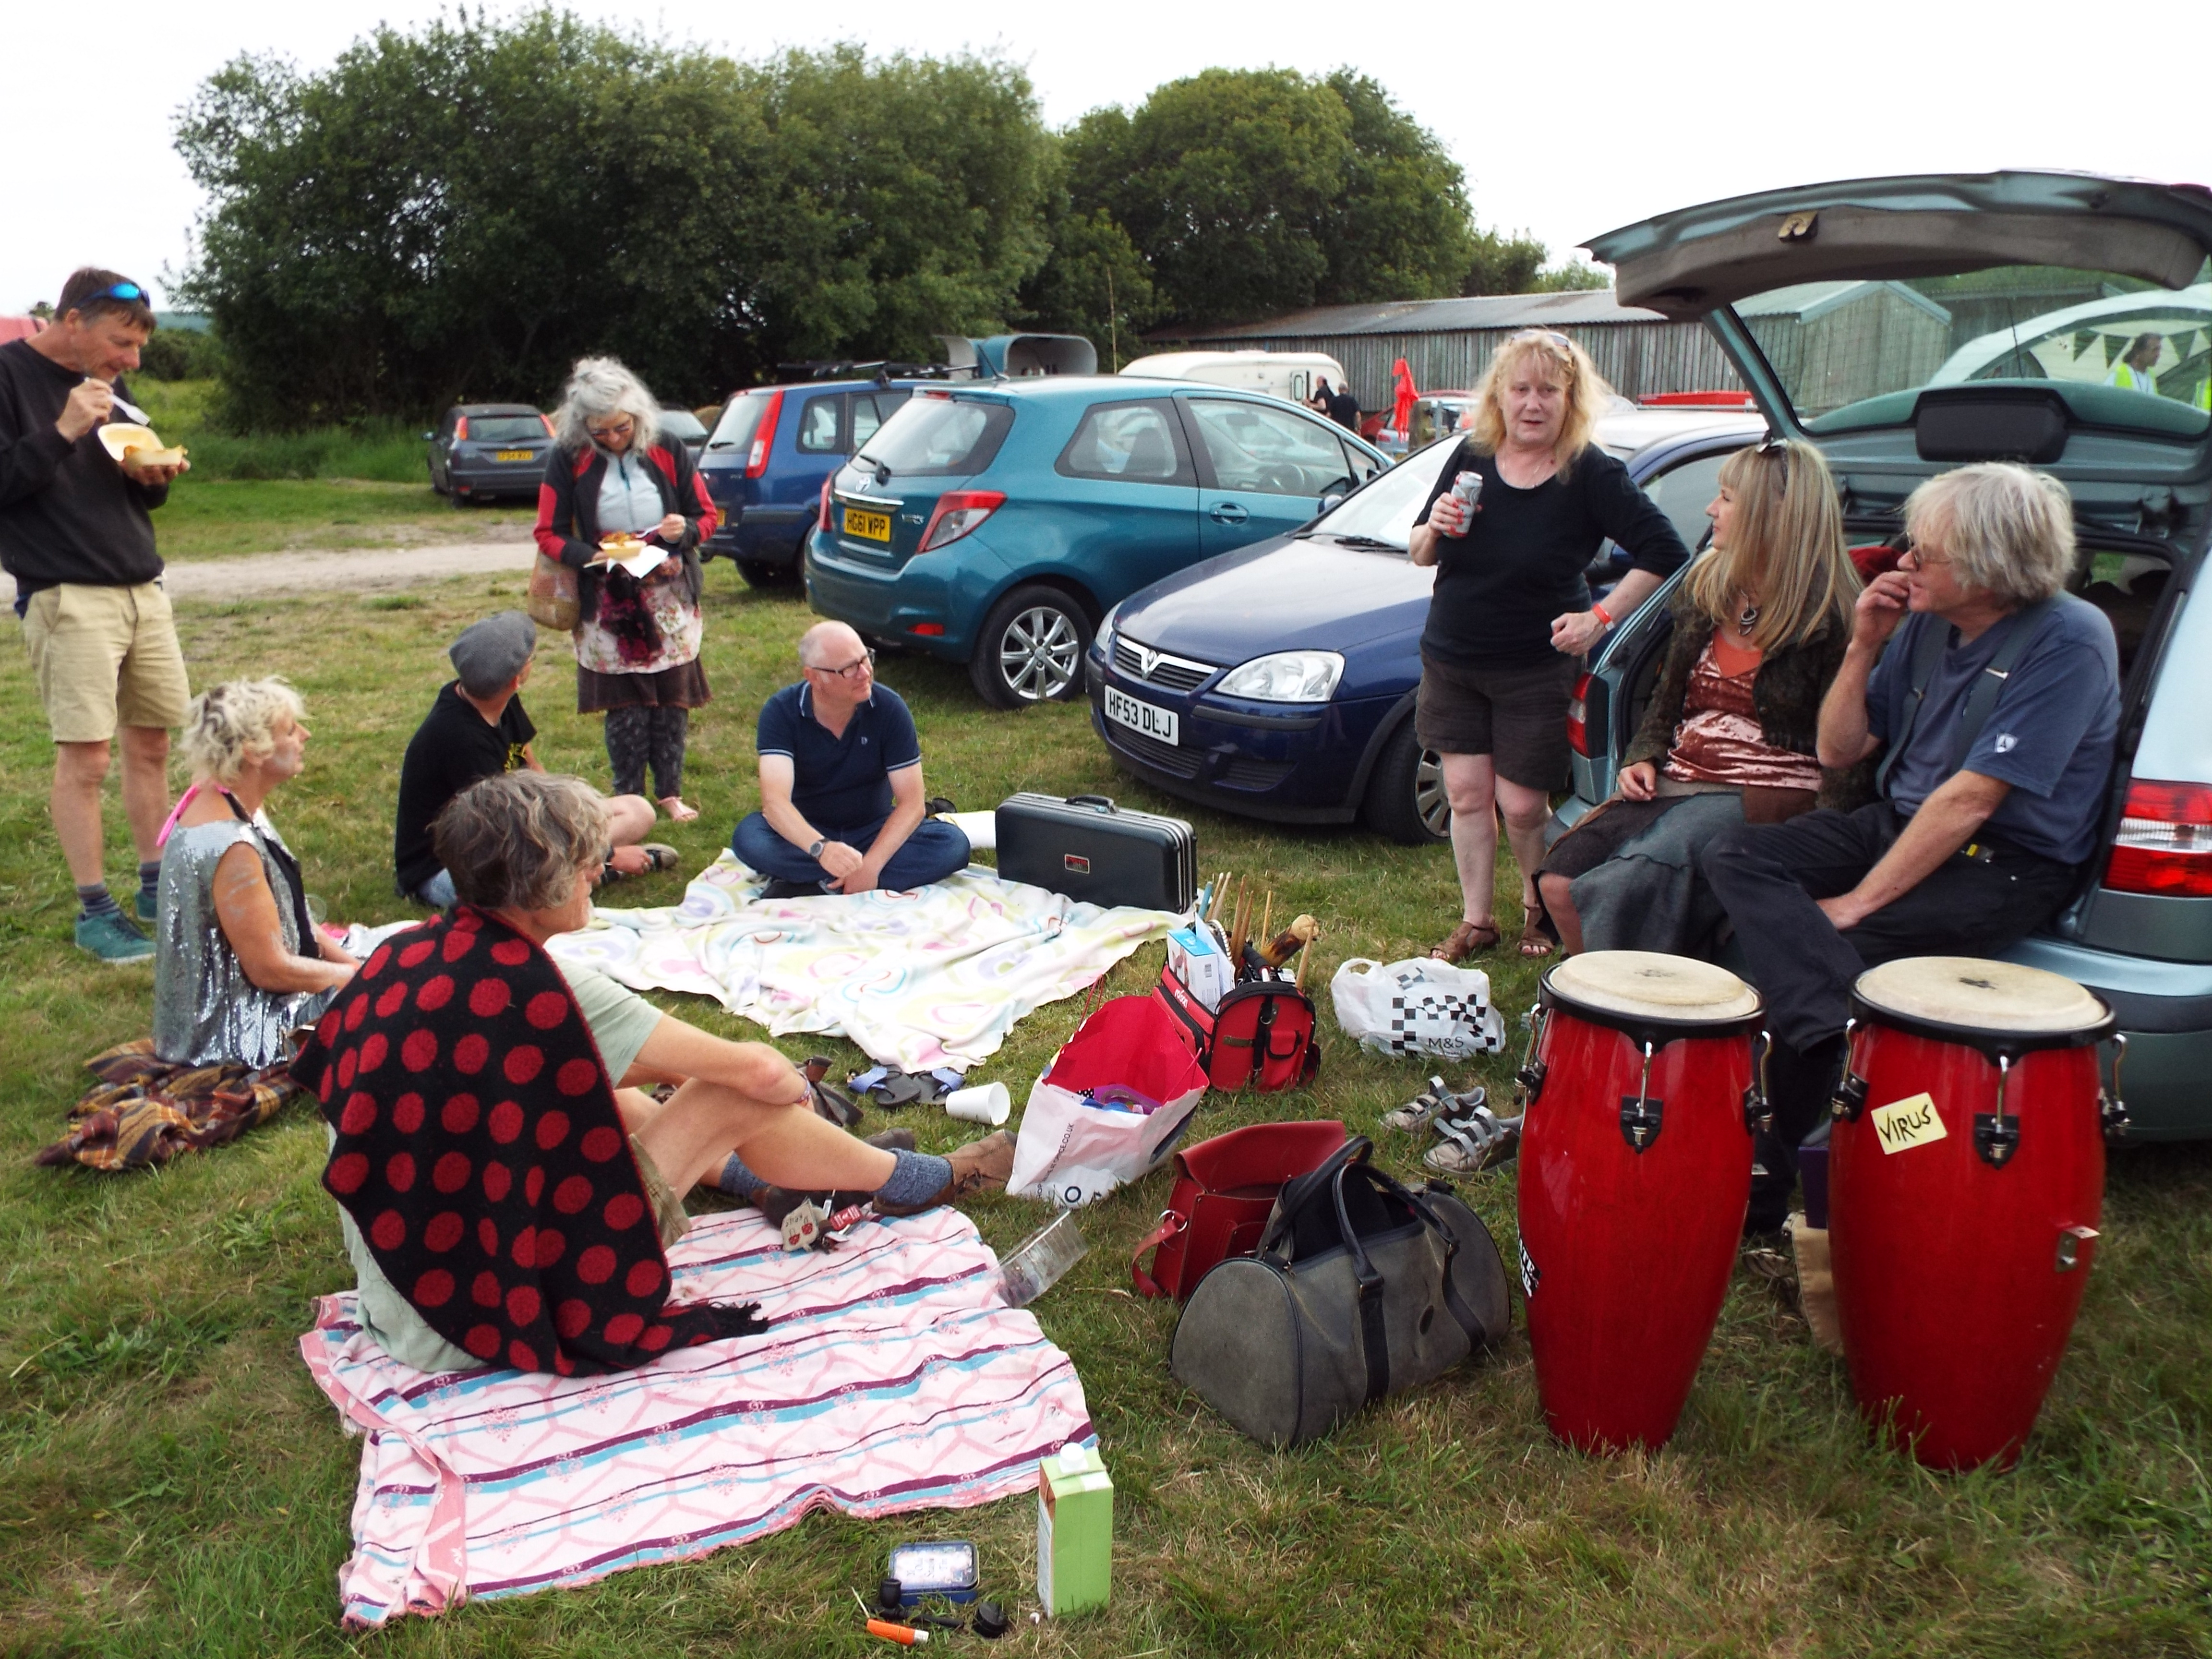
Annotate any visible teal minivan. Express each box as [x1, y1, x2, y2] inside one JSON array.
[[1562, 171, 2212, 1138]]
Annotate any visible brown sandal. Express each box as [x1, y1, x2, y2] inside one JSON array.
[[1431, 920, 1501, 963], [1517, 917, 1557, 960]]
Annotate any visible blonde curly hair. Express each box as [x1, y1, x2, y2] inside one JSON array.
[[179, 678, 306, 786], [1464, 329, 1616, 482]]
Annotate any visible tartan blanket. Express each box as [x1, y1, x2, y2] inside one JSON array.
[[301, 1205, 1091, 1627], [36, 1040, 298, 1171]]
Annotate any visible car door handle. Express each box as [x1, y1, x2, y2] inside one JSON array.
[[1209, 502, 1249, 525]]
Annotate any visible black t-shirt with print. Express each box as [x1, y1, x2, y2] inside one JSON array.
[[394, 682, 537, 892]]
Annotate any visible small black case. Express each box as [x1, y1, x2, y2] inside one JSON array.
[[995, 793, 1196, 912]]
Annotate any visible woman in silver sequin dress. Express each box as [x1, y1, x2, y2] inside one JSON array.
[[153, 679, 358, 1069]]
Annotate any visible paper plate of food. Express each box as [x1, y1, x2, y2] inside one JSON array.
[[97, 423, 190, 468], [593, 533, 668, 578], [596, 533, 649, 561]]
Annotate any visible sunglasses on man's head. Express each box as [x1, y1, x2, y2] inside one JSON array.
[[83, 282, 147, 304]]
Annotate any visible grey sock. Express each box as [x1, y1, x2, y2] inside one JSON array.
[[875, 1148, 952, 1208], [137, 860, 161, 901], [76, 884, 120, 921], [713, 1154, 767, 1197]]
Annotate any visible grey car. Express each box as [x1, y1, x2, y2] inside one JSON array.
[[426, 403, 554, 505], [1556, 171, 2212, 1140]]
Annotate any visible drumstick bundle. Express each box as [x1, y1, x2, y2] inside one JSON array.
[[1196, 871, 1319, 985]]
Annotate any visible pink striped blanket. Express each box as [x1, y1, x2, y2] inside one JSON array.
[[301, 1206, 1091, 1627]]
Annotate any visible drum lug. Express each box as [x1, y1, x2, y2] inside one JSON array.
[[2055, 1224, 2098, 1272], [1972, 1112, 2020, 1168], [2101, 1033, 2130, 1144], [1515, 1004, 1550, 1106], [1619, 1041, 1662, 1153], [1831, 1073, 1868, 1123], [1743, 1029, 1773, 1135]]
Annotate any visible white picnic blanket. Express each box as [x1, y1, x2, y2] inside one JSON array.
[[546, 851, 1177, 1071]]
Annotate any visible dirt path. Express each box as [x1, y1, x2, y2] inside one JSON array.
[[161, 536, 539, 600]]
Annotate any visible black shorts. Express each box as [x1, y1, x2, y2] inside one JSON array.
[[1415, 652, 1578, 792]]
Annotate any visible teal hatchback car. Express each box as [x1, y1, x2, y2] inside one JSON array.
[[803, 377, 1390, 706]]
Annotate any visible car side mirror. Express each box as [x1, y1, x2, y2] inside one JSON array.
[[1319, 493, 1345, 512], [422, 432, 434, 441]]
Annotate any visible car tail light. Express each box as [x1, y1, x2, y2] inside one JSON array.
[[745, 389, 784, 477], [2104, 779, 2212, 896], [452, 416, 469, 441], [539, 413, 554, 437], [918, 490, 1005, 553], [912, 623, 946, 636], [1567, 673, 1593, 757], [817, 473, 834, 533]]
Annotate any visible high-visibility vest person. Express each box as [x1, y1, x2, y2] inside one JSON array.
[[2106, 332, 2165, 395]]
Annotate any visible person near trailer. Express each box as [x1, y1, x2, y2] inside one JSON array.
[[393, 611, 673, 909], [536, 357, 716, 823], [0, 269, 192, 963], [1325, 381, 1362, 434], [1534, 439, 1863, 956], [730, 621, 971, 900], [301, 770, 1012, 1376], [1407, 328, 1691, 963], [1698, 462, 2120, 1232]]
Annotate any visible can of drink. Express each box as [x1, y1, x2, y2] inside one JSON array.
[[1443, 469, 1483, 536]]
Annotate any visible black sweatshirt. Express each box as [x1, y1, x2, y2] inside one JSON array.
[[1414, 438, 1689, 669], [0, 339, 168, 601]]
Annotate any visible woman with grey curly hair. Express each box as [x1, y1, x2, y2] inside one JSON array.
[[154, 678, 358, 1068], [535, 355, 719, 822]]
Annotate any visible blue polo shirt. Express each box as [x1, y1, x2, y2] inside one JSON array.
[[756, 680, 922, 830], [1867, 593, 2119, 865]]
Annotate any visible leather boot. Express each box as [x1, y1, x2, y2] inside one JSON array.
[[874, 1130, 1017, 1217]]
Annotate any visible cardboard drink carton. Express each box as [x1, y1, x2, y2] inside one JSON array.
[[1166, 923, 1230, 1011], [1036, 1443, 1112, 1615]]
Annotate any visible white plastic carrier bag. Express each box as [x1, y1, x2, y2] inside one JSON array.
[[1330, 957, 1505, 1059], [1008, 996, 1209, 1208]]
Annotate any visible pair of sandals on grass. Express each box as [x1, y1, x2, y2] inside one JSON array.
[[1381, 1074, 1524, 1177], [1431, 901, 1557, 965]]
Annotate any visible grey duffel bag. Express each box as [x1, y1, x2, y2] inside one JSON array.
[[1169, 1136, 1510, 1447]]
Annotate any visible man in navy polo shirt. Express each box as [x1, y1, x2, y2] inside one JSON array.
[[1700, 462, 2120, 1232], [731, 621, 970, 897]]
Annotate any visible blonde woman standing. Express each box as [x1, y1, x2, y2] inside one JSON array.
[[1535, 439, 1861, 956], [1408, 329, 1691, 962]]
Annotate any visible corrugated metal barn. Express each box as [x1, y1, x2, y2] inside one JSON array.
[[1147, 289, 1743, 412]]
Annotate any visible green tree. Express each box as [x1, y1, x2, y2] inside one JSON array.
[[1016, 137, 1159, 369], [1464, 232, 1607, 297], [1320, 71, 1475, 304], [175, 13, 1052, 426]]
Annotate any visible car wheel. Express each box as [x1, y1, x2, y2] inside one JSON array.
[[1362, 719, 1451, 845], [736, 558, 791, 589], [969, 585, 1091, 708], [429, 458, 448, 496]]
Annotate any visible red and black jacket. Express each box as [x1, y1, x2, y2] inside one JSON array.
[[533, 440, 720, 622]]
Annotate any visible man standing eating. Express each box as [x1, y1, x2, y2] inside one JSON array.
[[0, 269, 191, 962]]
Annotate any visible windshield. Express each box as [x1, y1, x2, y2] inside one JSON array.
[[854, 395, 1014, 479], [1736, 266, 2212, 434], [1302, 440, 1460, 549], [659, 409, 707, 440]]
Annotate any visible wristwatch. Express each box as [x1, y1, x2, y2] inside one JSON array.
[[807, 837, 826, 860]]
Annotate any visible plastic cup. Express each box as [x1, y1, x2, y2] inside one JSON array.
[[999, 1211, 1090, 1308], [944, 1080, 1010, 1125]]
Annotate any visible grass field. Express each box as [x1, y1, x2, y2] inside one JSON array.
[[0, 571, 2207, 1656], [128, 381, 534, 561]]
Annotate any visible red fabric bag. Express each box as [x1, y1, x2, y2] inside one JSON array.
[[1130, 1119, 1349, 1299], [1155, 966, 1320, 1092]]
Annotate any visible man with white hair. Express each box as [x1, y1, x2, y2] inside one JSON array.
[[730, 621, 971, 898], [1699, 462, 2120, 1231]]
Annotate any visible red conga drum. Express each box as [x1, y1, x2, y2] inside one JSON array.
[[1517, 951, 1765, 1453], [1830, 957, 2119, 1470]]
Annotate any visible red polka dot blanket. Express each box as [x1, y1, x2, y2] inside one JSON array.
[[293, 908, 768, 1375]]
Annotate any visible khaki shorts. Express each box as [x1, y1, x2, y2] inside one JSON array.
[[21, 581, 192, 743], [1415, 651, 1579, 792]]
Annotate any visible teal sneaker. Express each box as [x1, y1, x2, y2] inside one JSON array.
[[76, 910, 155, 964], [135, 888, 158, 923]]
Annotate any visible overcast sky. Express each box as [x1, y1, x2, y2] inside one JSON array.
[[7, 0, 2205, 314]]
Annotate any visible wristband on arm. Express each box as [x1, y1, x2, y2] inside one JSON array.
[[1591, 602, 1614, 627]]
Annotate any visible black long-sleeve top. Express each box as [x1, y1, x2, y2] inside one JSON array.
[[0, 339, 168, 601], [1414, 439, 1689, 669]]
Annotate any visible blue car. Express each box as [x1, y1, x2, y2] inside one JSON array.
[[1083, 407, 1762, 841], [805, 378, 1391, 706], [699, 379, 922, 586]]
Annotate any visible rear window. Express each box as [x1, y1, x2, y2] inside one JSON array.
[[468, 415, 546, 444], [856, 396, 1014, 479], [658, 408, 707, 441], [708, 392, 774, 453], [1057, 400, 1190, 482]]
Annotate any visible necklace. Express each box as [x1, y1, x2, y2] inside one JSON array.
[[1735, 601, 1760, 637]]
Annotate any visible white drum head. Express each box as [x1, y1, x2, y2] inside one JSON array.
[[1549, 950, 1761, 1023], [1855, 956, 2107, 1035]]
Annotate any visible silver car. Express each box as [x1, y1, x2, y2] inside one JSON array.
[[1560, 171, 2212, 1140]]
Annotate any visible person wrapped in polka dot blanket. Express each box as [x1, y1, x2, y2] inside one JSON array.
[[295, 771, 1013, 1377]]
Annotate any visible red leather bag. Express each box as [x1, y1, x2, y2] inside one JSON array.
[[1130, 1119, 1348, 1299]]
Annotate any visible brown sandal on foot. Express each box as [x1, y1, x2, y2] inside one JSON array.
[[1517, 917, 1557, 960], [1431, 920, 1501, 963]]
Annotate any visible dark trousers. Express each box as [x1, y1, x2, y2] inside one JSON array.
[[605, 705, 689, 800], [730, 811, 971, 892], [1700, 802, 2077, 1227]]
